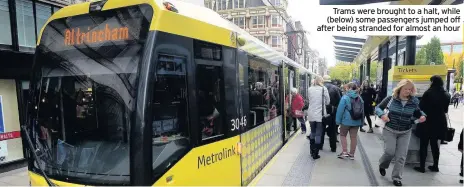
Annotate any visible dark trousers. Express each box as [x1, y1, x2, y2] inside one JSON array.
[[298, 117, 306, 132], [461, 155, 463, 176], [419, 136, 440, 168], [321, 115, 337, 150]]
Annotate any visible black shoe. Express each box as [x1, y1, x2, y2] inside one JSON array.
[[375, 125, 379, 128], [393, 180, 402, 186], [428, 166, 439, 172], [441, 141, 448, 145], [379, 168, 386, 176], [331, 148, 336, 152], [312, 154, 321, 159], [414, 167, 425, 173], [460, 179, 463, 183]]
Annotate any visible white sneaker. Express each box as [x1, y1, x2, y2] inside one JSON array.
[[338, 152, 349, 159]]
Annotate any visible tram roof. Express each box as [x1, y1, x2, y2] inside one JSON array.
[[169, 0, 311, 73], [45, 0, 312, 74]]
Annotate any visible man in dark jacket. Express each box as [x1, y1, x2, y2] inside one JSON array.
[[321, 75, 342, 152], [414, 75, 451, 173]]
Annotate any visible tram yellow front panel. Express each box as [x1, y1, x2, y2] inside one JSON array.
[[29, 172, 81, 186], [153, 136, 242, 186]]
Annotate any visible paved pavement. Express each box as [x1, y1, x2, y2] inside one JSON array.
[[250, 105, 463, 186], [0, 106, 462, 186]]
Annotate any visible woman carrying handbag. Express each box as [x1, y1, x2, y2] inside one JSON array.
[[414, 75, 451, 173], [306, 76, 330, 159]]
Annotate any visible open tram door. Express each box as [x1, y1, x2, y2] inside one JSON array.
[[283, 64, 297, 141]]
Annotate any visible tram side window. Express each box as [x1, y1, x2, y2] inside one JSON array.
[[151, 54, 190, 177], [248, 57, 280, 127], [194, 40, 226, 140]]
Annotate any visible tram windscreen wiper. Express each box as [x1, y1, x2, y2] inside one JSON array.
[[21, 125, 58, 187]]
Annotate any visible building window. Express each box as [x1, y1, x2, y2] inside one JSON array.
[[227, 0, 232, 9], [212, 1, 216, 10], [16, 0, 35, 48], [53, 6, 60, 13], [271, 15, 281, 27], [271, 0, 280, 6], [271, 36, 281, 47], [218, 0, 227, 10], [233, 17, 245, 28], [251, 16, 264, 28], [0, 0, 11, 45], [256, 36, 265, 43], [36, 2, 51, 37], [234, 0, 244, 8]]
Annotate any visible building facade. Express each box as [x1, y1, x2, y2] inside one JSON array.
[[0, 0, 87, 171], [204, 0, 289, 54]]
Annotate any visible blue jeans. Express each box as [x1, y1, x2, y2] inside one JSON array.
[[309, 121, 324, 144], [298, 117, 306, 132]]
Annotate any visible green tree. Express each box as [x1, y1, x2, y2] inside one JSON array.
[[425, 36, 444, 65], [329, 62, 359, 83], [456, 58, 463, 83], [415, 47, 427, 65], [369, 61, 378, 83]]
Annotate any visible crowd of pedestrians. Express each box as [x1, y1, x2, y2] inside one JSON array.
[[289, 75, 463, 186]]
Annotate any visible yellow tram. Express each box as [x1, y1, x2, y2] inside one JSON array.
[[24, 0, 316, 185]]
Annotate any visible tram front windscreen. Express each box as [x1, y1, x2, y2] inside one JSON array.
[[27, 4, 152, 185]]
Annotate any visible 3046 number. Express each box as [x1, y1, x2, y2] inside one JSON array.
[[231, 116, 247, 131]]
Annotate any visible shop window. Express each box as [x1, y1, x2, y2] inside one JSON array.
[[16, 0, 35, 49], [271, 15, 281, 27], [0, 0, 11, 45], [248, 56, 280, 127], [271, 36, 281, 48], [233, 17, 245, 28], [35, 2, 51, 37], [0, 80, 24, 164], [251, 16, 264, 28]]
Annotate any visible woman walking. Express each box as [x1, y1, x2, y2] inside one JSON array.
[[375, 79, 426, 186], [307, 76, 330, 159], [414, 75, 450, 173], [360, 81, 376, 133], [335, 82, 364, 160]]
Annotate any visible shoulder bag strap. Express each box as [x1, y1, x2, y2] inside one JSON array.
[[446, 113, 451, 128], [321, 86, 325, 117]]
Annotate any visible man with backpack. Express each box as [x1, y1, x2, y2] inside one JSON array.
[[322, 75, 342, 152], [335, 82, 364, 160]]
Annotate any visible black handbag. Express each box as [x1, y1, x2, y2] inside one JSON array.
[[302, 99, 309, 111], [321, 87, 330, 125], [444, 114, 455, 142]]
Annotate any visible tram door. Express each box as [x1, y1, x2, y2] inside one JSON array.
[[284, 66, 296, 140]]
